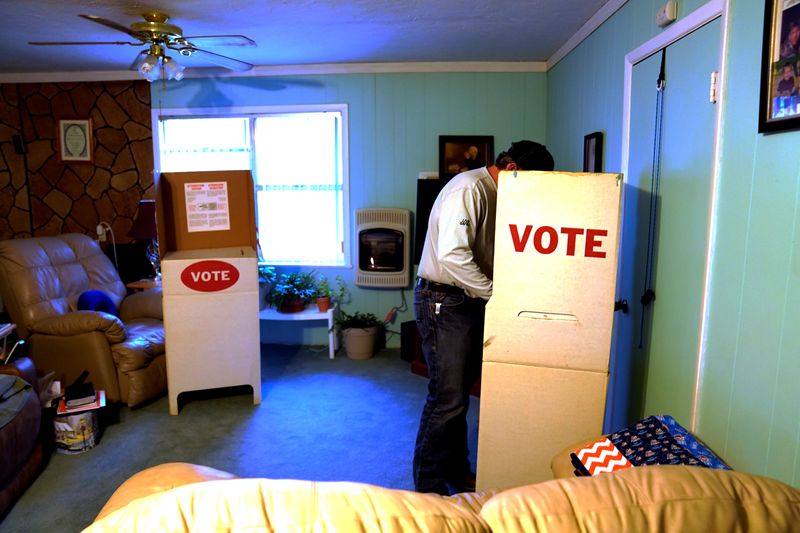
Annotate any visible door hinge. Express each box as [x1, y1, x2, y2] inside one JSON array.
[[710, 71, 718, 104]]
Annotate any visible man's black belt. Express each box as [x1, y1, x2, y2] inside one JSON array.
[[416, 277, 465, 296]]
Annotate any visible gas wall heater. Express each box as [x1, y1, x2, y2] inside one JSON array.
[[355, 208, 411, 288]]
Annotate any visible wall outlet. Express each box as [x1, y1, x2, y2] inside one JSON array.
[[656, 0, 677, 28], [96, 223, 107, 242]]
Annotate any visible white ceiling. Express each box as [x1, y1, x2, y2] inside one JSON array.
[[0, 0, 612, 78]]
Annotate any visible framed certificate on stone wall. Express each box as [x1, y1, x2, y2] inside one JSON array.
[[58, 118, 93, 163]]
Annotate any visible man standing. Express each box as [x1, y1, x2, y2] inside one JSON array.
[[413, 140, 555, 495]]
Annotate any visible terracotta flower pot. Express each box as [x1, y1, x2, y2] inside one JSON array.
[[316, 296, 331, 312]]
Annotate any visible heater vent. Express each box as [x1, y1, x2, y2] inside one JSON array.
[[355, 208, 411, 288], [356, 208, 408, 227]]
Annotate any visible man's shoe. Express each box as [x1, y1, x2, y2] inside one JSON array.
[[463, 471, 476, 492], [446, 472, 477, 495]]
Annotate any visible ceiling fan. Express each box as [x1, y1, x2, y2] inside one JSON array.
[[29, 12, 256, 81]]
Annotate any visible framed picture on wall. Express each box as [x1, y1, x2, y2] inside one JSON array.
[[758, 0, 800, 133], [58, 118, 93, 163], [583, 131, 603, 172], [438, 135, 494, 181]]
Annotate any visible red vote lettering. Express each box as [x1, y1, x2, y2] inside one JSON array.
[[560, 227, 584, 256], [508, 224, 608, 258], [181, 260, 240, 291], [510, 224, 533, 252], [533, 226, 558, 254], [585, 229, 608, 258]]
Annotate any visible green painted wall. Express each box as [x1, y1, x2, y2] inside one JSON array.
[[152, 72, 547, 346], [548, 0, 800, 486]]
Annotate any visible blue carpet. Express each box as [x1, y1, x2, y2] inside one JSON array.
[[2, 344, 480, 532]]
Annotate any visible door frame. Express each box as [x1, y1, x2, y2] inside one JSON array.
[[614, 0, 730, 431]]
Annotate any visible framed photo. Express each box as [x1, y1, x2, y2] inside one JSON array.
[[583, 131, 603, 172], [758, 0, 800, 133], [58, 118, 93, 163], [438, 135, 494, 181]]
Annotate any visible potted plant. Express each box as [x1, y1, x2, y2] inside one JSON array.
[[315, 274, 350, 312], [315, 276, 333, 312], [258, 264, 276, 310], [334, 310, 384, 359], [269, 271, 318, 313]]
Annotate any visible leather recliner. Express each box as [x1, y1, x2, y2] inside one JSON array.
[[0, 233, 166, 407]]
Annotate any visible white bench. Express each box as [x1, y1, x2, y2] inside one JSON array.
[[258, 304, 338, 359]]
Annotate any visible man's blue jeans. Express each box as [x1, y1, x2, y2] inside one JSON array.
[[412, 283, 485, 495]]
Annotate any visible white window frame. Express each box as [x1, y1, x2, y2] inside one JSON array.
[[151, 104, 351, 268]]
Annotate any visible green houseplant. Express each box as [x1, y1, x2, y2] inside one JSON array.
[[257, 265, 276, 310], [334, 310, 384, 359], [314, 274, 350, 312], [269, 271, 318, 313], [315, 276, 332, 312]]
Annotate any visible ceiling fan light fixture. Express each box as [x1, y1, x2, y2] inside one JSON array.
[[163, 56, 185, 81], [34, 12, 255, 77], [138, 53, 159, 79]]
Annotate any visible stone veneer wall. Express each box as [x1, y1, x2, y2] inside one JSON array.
[[0, 85, 29, 239], [0, 80, 153, 241]]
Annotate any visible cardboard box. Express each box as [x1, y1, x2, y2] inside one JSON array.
[[162, 247, 260, 415], [476, 362, 608, 489], [476, 171, 622, 489], [156, 170, 257, 256], [485, 171, 622, 370]]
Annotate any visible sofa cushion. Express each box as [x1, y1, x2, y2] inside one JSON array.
[[479, 465, 800, 533], [86, 475, 490, 532]]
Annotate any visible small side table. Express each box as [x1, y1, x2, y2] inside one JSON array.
[[126, 278, 161, 292], [259, 304, 338, 359]]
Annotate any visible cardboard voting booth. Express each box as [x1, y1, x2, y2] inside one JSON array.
[[476, 171, 622, 490], [157, 170, 261, 415]]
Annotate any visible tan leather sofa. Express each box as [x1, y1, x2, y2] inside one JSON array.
[[84, 462, 800, 532], [0, 234, 166, 407]]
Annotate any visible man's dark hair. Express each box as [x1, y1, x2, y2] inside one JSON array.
[[495, 140, 554, 171]]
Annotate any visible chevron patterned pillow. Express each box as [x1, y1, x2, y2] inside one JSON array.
[[570, 415, 730, 476]]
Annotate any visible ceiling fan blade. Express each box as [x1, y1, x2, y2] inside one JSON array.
[[182, 35, 257, 47], [79, 14, 146, 40], [174, 46, 254, 71], [29, 41, 139, 46]]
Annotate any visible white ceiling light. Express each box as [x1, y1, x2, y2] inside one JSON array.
[[137, 43, 185, 82], [162, 56, 185, 81]]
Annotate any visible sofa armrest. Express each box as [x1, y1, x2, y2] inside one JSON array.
[[95, 463, 239, 521], [31, 311, 126, 344], [119, 288, 163, 322], [550, 439, 588, 479], [0, 356, 38, 392]]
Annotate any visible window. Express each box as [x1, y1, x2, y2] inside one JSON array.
[[156, 105, 348, 266]]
